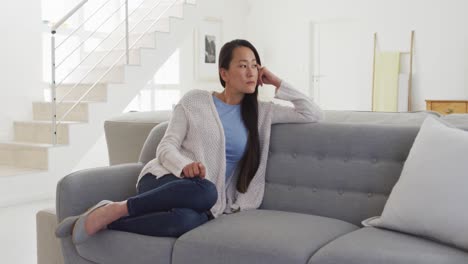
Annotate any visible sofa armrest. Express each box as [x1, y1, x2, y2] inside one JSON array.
[[37, 208, 64, 264], [56, 163, 144, 221]]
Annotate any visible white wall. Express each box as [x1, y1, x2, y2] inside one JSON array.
[[72, 134, 109, 172], [0, 1, 44, 140], [244, 0, 468, 111]]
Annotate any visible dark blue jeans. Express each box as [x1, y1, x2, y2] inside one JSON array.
[[107, 173, 217, 237]]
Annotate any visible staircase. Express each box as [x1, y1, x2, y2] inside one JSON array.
[[0, 0, 200, 207]]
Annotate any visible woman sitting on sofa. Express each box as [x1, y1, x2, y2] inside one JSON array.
[[57, 39, 323, 243]]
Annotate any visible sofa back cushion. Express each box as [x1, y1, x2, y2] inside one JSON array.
[[106, 111, 171, 165], [260, 122, 419, 226], [139, 122, 170, 164]]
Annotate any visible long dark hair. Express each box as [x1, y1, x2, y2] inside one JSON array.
[[218, 39, 261, 193]]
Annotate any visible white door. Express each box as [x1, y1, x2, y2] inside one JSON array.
[[311, 21, 373, 111]]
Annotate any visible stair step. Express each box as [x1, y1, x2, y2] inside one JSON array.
[[82, 49, 142, 67], [131, 3, 184, 21], [47, 83, 108, 102], [13, 121, 80, 144], [0, 142, 50, 170], [56, 65, 125, 84], [33, 101, 89, 122], [129, 17, 171, 34], [139, 0, 186, 8], [96, 33, 156, 51]]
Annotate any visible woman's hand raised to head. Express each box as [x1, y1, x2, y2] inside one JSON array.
[[182, 162, 206, 178], [257, 66, 282, 89]]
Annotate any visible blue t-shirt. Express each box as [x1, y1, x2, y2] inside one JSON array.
[[212, 95, 248, 185]]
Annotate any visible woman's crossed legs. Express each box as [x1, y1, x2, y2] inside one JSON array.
[[85, 173, 217, 238]]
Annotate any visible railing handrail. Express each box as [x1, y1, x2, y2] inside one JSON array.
[[56, 0, 115, 49], [54, 0, 150, 91], [51, 0, 88, 32], [55, 0, 128, 69], [57, 0, 179, 125], [50, 0, 185, 143]]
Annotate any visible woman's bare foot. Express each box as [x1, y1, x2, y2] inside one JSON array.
[[84, 201, 128, 235]]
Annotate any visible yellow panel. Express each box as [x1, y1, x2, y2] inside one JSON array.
[[373, 52, 400, 112]]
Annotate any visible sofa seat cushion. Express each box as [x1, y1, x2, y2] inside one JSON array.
[[75, 229, 176, 264], [308, 227, 468, 264], [172, 209, 358, 264]]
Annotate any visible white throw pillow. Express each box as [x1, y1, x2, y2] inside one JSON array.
[[365, 116, 468, 251]]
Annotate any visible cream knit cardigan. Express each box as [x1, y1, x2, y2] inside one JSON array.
[[139, 81, 323, 218]]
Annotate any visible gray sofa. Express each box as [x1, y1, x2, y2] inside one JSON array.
[[52, 110, 468, 264]]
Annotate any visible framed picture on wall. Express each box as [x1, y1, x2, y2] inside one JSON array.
[[194, 17, 222, 81]]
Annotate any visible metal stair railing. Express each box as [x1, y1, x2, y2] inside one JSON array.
[[50, 0, 184, 145]]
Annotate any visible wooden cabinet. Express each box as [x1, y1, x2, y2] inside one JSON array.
[[426, 100, 468, 115]]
